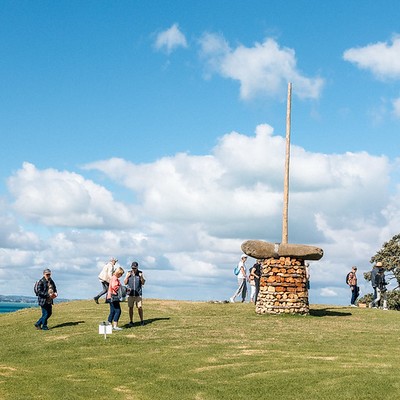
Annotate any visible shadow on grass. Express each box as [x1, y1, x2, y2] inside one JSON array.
[[122, 317, 170, 328], [51, 320, 86, 329], [309, 309, 352, 317]]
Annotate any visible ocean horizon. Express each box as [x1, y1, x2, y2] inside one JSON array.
[[0, 302, 37, 314]]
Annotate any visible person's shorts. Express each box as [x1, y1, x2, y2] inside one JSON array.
[[128, 296, 143, 308]]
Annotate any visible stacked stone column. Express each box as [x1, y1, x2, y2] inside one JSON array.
[[256, 256, 309, 315]]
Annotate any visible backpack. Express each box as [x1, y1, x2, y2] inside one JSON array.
[[34, 280, 40, 295], [118, 285, 128, 301], [234, 266, 240, 276], [345, 272, 351, 285]]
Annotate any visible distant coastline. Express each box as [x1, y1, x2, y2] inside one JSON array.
[[0, 294, 37, 304]]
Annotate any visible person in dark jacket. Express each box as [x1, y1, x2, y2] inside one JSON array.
[[124, 261, 146, 326], [35, 268, 58, 330], [373, 267, 388, 310], [369, 262, 381, 307]]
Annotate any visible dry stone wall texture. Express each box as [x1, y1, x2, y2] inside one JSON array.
[[257, 257, 309, 315]]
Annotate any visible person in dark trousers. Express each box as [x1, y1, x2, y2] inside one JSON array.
[[347, 266, 359, 307], [124, 261, 146, 326], [106, 266, 125, 331], [35, 268, 58, 330]]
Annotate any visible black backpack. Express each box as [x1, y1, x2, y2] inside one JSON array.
[[345, 272, 351, 285]]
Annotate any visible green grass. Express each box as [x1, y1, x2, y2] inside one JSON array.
[[1, 300, 400, 399]]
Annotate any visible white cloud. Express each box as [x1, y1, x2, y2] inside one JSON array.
[[320, 288, 338, 297], [199, 33, 324, 100], [155, 23, 188, 54], [392, 97, 400, 117], [343, 35, 400, 79], [2, 125, 400, 303], [7, 162, 136, 228]]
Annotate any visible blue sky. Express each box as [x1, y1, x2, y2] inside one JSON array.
[[1, 1, 400, 305]]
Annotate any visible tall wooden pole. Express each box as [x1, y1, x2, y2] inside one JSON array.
[[282, 82, 292, 244]]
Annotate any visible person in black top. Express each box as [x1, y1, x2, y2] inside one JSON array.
[[34, 268, 58, 330], [373, 267, 388, 310], [124, 261, 146, 326], [249, 260, 262, 304]]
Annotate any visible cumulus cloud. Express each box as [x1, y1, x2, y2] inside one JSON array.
[[7, 162, 136, 229], [199, 33, 324, 100], [2, 125, 400, 303], [392, 97, 400, 118], [154, 23, 188, 54], [319, 288, 338, 297], [343, 35, 400, 79]]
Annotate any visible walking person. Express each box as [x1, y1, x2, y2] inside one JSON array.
[[369, 262, 381, 308], [230, 254, 248, 303], [106, 266, 125, 331], [34, 268, 58, 330], [373, 267, 388, 310], [347, 266, 359, 307], [124, 261, 146, 327], [94, 257, 118, 304]]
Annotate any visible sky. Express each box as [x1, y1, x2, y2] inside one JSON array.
[[1, 0, 400, 305]]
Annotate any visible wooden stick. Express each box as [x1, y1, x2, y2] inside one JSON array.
[[282, 82, 292, 244]]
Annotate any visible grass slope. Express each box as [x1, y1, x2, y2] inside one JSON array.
[[1, 300, 400, 400]]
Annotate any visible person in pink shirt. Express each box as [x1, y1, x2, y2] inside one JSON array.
[[106, 267, 124, 331]]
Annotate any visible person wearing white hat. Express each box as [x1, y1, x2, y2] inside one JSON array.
[[230, 254, 248, 303]]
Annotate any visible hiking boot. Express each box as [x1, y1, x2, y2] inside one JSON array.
[[128, 322, 134, 327], [140, 321, 145, 326], [93, 297, 99, 304], [34, 323, 41, 330], [42, 326, 49, 331]]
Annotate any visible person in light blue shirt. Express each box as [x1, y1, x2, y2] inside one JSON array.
[[230, 254, 248, 303]]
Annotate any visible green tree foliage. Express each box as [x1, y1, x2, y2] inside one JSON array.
[[361, 233, 400, 309]]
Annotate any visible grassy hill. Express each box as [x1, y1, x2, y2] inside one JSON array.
[[1, 299, 400, 400]]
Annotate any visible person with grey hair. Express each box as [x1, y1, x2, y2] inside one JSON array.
[[230, 254, 248, 303], [34, 268, 58, 330], [94, 257, 118, 304]]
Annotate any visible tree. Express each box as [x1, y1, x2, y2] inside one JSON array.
[[362, 233, 400, 310]]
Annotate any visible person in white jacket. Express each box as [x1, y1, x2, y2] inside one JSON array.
[[94, 258, 118, 304]]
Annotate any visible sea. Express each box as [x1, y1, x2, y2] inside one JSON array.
[[0, 302, 37, 314]]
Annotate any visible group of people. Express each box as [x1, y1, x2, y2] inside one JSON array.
[[34, 258, 146, 331], [346, 262, 388, 309], [94, 258, 146, 330], [230, 254, 261, 304]]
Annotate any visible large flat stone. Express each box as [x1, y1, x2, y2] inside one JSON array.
[[241, 240, 323, 260]]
